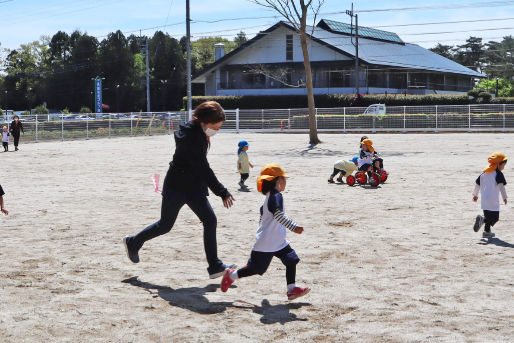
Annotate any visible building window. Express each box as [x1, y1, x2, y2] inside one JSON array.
[[286, 35, 293, 60]]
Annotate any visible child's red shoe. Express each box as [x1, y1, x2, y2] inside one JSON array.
[[287, 286, 310, 300], [221, 269, 235, 292]]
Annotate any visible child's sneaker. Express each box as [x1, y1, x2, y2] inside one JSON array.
[[238, 181, 244, 188], [473, 215, 485, 232], [327, 179, 335, 184], [287, 286, 310, 301], [482, 231, 495, 238], [208, 263, 237, 279], [221, 269, 235, 292], [336, 177, 343, 183]]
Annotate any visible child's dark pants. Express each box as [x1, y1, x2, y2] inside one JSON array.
[[2, 142, 7, 151], [237, 245, 299, 285], [483, 210, 499, 232], [330, 168, 346, 178], [240, 173, 249, 183]]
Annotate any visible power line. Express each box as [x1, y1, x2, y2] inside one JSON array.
[[355, 0, 514, 13], [371, 17, 514, 29]]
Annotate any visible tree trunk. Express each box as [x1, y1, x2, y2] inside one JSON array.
[[299, 32, 320, 144]]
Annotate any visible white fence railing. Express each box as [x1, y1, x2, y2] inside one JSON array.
[[1, 104, 514, 142]]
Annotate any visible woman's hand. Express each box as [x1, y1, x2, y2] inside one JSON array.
[[223, 195, 235, 208], [472, 195, 478, 202], [1, 208, 8, 215]]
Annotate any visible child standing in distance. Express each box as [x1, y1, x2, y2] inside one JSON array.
[[0, 184, 8, 215], [237, 140, 254, 189], [328, 157, 359, 183], [221, 164, 310, 301], [473, 152, 508, 238], [2, 126, 10, 152]]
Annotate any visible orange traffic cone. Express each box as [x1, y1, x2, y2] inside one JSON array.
[[280, 120, 284, 131]]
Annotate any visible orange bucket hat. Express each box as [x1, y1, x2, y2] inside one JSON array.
[[257, 164, 288, 192], [361, 138, 375, 153], [483, 152, 508, 173]]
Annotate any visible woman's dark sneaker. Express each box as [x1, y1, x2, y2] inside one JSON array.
[[123, 236, 140, 263]]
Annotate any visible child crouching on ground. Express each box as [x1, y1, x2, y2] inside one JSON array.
[[328, 157, 359, 183], [473, 152, 508, 238], [221, 164, 310, 301]]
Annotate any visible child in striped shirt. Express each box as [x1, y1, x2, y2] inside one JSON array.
[[221, 164, 310, 301]]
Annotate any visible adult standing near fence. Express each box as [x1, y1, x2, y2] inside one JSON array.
[[9, 115, 24, 151], [123, 101, 237, 279]]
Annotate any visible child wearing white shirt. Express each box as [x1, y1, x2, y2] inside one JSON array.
[[2, 126, 10, 152], [221, 164, 310, 301], [473, 152, 508, 238]]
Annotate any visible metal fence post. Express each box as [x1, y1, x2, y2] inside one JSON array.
[[403, 106, 406, 133], [261, 109, 264, 130], [131, 114, 133, 136], [435, 105, 438, 133], [468, 105, 471, 132], [236, 108, 240, 133], [288, 108, 291, 130], [109, 113, 112, 138], [35, 114, 38, 143], [86, 114, 89, 140], [315, 108, 318, 129], [503, 104, 506, 132], [343, 107, 346, 133], [168, 114, 171, 135], [61, 113, 64, 141]]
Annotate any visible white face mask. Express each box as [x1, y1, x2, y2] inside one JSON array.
[[204, 128, 218, 137]]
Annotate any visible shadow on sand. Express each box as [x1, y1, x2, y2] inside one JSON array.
[[122, 276, 310, 324], [477, 237, 514, 248]]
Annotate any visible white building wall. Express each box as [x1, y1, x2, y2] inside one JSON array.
[[228, 26, 351, 65]]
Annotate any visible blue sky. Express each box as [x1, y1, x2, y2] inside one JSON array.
[[1, 0, 513, 51]]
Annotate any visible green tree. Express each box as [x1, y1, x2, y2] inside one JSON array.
[[429, 43, 454, 60], [476, 78, 514, 97], [453, 37, 485, 72], [191, 36, 237, 73], [234, 31, 248, 47], [149, 31, 186, 110]]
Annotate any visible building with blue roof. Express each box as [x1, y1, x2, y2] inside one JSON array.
[[192, 19, 484, 96]]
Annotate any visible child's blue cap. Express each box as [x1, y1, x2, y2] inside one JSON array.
[[238, 140, 249, 148], [350, 156, 359, 163]]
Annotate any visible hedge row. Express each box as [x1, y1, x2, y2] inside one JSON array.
[[184, 94, 514, 109]]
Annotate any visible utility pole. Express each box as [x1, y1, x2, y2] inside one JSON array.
[[145, 37, 151, 113], [186, 0, 192, 120], [346, 3, 359, 95]]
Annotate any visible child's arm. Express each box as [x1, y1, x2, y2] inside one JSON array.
[[472, 175, 480, 202], [0, 196, 8, 215], [269, 192, 303, 234], [499, 184, 508, 204], [496, 171, 508, 204]]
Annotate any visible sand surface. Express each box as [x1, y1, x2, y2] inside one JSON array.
[[0, 132, 513, 342]]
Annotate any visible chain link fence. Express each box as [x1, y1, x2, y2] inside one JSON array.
[[2, 104, 513, 143]]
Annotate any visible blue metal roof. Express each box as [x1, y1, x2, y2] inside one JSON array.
[[318, 19, 403, 44], [310, 26, 484, 77]]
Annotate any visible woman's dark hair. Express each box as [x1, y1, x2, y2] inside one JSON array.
[[360, 136, 368, 142], [499, 160, 508, 166], [261, 177, 278, 195], [13, 115, 19, 119], [193, 101, 225, 124]]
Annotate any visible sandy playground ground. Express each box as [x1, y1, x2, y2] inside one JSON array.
[[0, 132, 513, 343]]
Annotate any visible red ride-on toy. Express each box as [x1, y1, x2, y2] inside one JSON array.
[[378, 169, 389, 183], [354, 170, 381, 187]]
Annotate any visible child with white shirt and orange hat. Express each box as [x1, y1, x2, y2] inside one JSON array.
[[473, 152, 508, 238], [221, 164, 310, 301]]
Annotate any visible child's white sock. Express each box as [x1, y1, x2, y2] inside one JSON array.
[[287, 283, 296, 292], [229, 270, 239, 281]]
